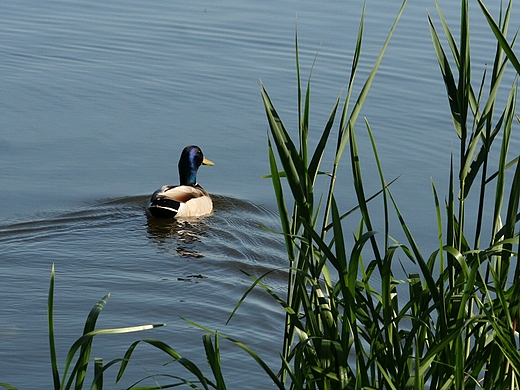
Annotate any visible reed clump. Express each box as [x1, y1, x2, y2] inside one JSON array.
[[255, 0, 520, 388]]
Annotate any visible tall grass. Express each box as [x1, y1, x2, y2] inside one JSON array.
[[258, 0, 520, 388], [260, 0, 410, 387], [47, 264, 165, 390]]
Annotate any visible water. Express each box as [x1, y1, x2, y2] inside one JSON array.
[[0, 195, 287, 387], [1, 0, 518, 388]]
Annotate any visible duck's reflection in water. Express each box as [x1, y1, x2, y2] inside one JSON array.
[[146, 216, 209, 259]]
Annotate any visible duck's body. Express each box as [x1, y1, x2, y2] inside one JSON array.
[[147, 145, 214, 218], [148, 184, 213, 218]]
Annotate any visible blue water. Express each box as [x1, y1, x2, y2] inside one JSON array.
[[1, 0, 519, 388]]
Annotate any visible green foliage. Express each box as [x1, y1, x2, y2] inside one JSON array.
[[47, 264, 165, 390], [255, 0, 520, 388]]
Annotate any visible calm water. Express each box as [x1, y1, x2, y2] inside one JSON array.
[[1, 0, 518, 388]]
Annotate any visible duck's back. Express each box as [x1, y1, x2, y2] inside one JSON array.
[[147, 184, 213, 218]]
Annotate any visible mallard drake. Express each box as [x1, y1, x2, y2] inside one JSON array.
[[147, 145, 214, 218]]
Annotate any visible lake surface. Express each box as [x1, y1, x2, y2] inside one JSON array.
[[1, 0, 519, 388]]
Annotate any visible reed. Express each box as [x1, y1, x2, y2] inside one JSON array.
[[257, 0, 520, 388], [47, 264, 164, 390]]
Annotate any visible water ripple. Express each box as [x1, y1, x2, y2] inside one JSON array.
[[0, 193, 287, 387]]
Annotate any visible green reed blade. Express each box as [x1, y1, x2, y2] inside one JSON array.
[[330, 0, 364, 192], [295, 28, 313, 169], [308, 93, 340, 189], [478, 0, 520, 76], [493, 82, 517, 247], [93, 358, 103, 390], [502, 153, 520, 259], [226, 268, 298, 326], [345, 0, 364, 116], [462, 137, 488, 201], [74, 293, 111, 389], [486, 155, 520, 185], [48, 264, 60, 390], [336, 0, 408, 165], [117, 338, 213, 390], [280, 355, 301, 389], [428, 15, 462, 139], [349, 231, 377, 300], [330, 196, 347, 276], [365, 118, 390, 249], [323, 176, 400, 232], [181, 320, 286, 390], [261, 85, 308, 216], [115, 341, 138, 383], [431, 181, 445, 272], [446, 156, 457, 293], [348, 118, 382, 265], [202, 334, 226, 390], [476, 58, 508, 127], [60, 324, 164, 390], [460, 130, 483, 187], [433, 0, 460, 64], [458, 0, 471, 142], [389, 192, 440, 306], [266, 136, 293, 260], [300, 48, 318, 169]]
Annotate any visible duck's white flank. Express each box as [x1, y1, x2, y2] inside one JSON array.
[[152, 185, 213, 217]]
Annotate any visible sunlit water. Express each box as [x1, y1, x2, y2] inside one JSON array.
[[1, 0, 519, 388]]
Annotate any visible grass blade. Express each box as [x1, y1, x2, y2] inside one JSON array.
[[429, 13, 463, 138], [477, 0, 520, 75], [202, 334, 226, 390], [182, 321, 286, 390], [74, 293, 111, 389], [261, 84, 308, 216], [48, 264, 61, 390], [117, 338, 213, 389]]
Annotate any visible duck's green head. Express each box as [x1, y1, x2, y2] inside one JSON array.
[[178, 145, 214, 186]]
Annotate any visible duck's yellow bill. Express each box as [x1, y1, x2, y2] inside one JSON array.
[[203, 157, 214, 166]]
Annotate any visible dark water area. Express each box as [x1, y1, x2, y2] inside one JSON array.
[[1, 0, 519, 388]]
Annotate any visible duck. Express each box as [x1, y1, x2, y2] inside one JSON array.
[[147, 145, 214, 218]]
